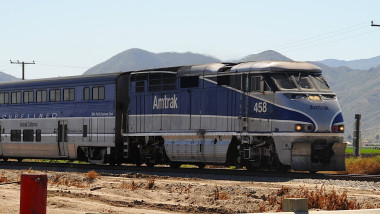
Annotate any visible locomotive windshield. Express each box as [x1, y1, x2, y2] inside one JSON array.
[[310, 75, 330, 91], [271, 73, 330, 91], [271, 74, 297, 90]]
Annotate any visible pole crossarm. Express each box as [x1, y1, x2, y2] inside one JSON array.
[[10, 60, 35, 80], [371, 20, 380, 27]]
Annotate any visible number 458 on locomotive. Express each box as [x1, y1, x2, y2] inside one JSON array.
[[0, 61, 345, 172]]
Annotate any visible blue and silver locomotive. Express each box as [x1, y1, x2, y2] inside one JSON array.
[[0, 61, 345, 172]]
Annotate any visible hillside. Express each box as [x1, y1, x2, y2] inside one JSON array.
[[83, 48, 220, 75], [0, 72, 18, 82], [323, 65, 380, 141], [318, 55, 380, 70], [240, 50, 293, 62]]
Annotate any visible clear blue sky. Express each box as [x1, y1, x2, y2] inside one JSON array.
[[1, 0, 379, 79]]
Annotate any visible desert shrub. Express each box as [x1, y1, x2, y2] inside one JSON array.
[[213, 185, 229, 200], [86, 170, 99, 183], [265, 185, 364, 211], [50, 173, 87, 188], [0, 174, 8, 183], [289, 185, 361, 210], [146, 179, 155, 190], [345, 156, 380, 175], [121, 181, 138, 190]]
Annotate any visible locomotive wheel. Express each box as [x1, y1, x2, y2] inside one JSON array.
[[145, 161, 155, 167], [197, 163, 206, 169], [108, 157, 116, 166], [245, 163, 256, 171], [169, 162, 181, 168]]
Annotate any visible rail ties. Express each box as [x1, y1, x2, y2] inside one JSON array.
[[0, 161, 378, 182]]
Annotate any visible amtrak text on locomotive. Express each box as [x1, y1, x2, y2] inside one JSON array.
[[310, 105, 329, 110], [153, 94, 178, 109]]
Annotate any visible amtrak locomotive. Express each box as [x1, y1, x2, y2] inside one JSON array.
[[0, 61, 346, 172]]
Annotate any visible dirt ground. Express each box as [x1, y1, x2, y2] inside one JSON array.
[[0, 168, 379, 214]]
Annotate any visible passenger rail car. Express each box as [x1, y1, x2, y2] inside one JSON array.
[[0, 61, 346, 172]]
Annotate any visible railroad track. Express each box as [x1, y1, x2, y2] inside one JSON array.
[[0, 160, 378, 182]]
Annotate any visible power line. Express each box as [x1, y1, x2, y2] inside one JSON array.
[[10, 60, 35, 80], [285, 28, 380, 54], [38, 62, 89, 69], [263, 21, 369, 52], [278, 25, 368, 51]]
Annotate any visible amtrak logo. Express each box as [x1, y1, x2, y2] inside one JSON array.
[[153, 95, 178, 109], [310, 105, 329, 110]]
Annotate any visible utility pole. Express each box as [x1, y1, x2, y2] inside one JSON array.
[[353, 114, 361, 157], [371, 20, 380, 27], [10, 60, 35, 80]]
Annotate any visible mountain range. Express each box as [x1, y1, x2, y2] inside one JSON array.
[[318, 55, 380, 70], [2, 48, 380, 142], [84, 48, 221, 75]]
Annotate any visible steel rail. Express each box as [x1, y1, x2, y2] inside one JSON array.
[[0, 161, 378, 182]]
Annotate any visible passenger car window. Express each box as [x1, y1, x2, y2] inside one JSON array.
[[11, 92, 21, 104], [93, 86, 105, 100], [11, 130, 21, 141], [63, 88, 75, 101], [23, 129, 34, 142], [0, 92, 9, 104], [50, 89, 61, 102], [36, 90, 47, 103], [23, 91, 34, 103]]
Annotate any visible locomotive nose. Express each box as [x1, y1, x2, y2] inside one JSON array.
[[308, 102, 343, 133]]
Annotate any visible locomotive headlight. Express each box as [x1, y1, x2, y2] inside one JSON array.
[[309, 95, 321, 101], [305, 124, 314, 132], [295, 124, 303, 132], [332, 124, 344, 133]]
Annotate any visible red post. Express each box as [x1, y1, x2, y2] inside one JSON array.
[[20, 174, 48, 214]]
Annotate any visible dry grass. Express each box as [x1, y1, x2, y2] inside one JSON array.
[[345, 156, 380, 175], [120, 178, 156, 191], [213, 185, 230, 200], [120, 181, 138, 190], [261, 185, 379, 212], [50, 173, 87, 188], [146, 179, 155, 190], [85, 170, 99, 183], [172, 183, 192, 194], [0, 174, 8, 183]]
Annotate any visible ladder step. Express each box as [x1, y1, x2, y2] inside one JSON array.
[[123, 142, 129, 159]]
